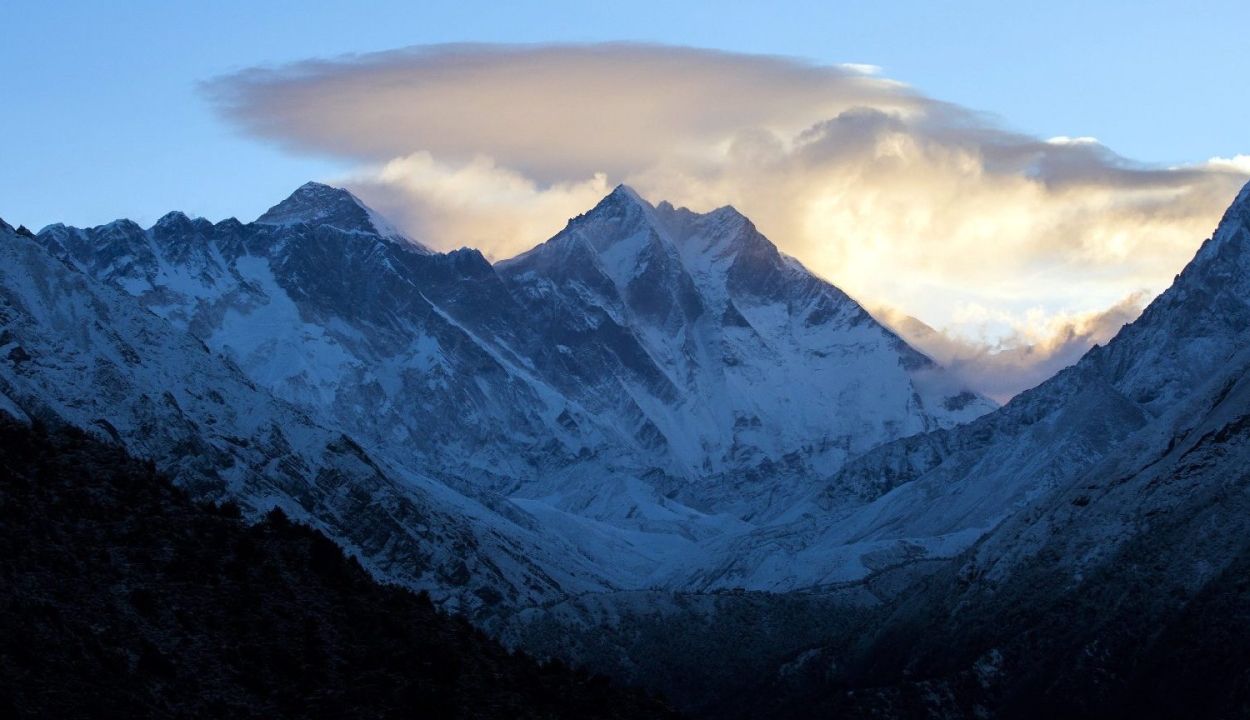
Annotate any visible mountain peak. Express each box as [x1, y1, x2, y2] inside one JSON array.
[[607, 183, 648, 205], [1206, 178, 1250, 253], [707, 203, 746, 221], [96, 218, 145, 237], [255, 182, 432, 253], [256, 182, 367, 227], [578, 184, 655, 221], [652, 199, 768, 268], [1158, 179, 1250, 292], [152, 210, 197, 233], [1234, 177, 1250, 208]]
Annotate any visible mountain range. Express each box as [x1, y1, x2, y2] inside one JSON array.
[[6, 181, 992, 613], [4, 178, 1250, 717]]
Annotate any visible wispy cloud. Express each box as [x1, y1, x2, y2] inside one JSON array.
[[204, 42, 1249, 398]]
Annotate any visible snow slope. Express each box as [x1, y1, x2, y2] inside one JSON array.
[[684, 179, 1250, 591], [497, 187, 993, 522], [14, 175, 1250, 622], [31, 182, 993, 597], [0, 216, 618, 613]]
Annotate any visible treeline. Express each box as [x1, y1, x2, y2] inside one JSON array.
[[508, 589, 872, 716], [0, 414, 678, 719]]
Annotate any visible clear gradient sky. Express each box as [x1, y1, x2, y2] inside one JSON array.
[[4, 1, 1248, 398]]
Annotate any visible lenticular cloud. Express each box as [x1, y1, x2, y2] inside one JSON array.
[[206, 42, 1250, 398]]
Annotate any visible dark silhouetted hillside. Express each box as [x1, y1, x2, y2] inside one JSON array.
[[0, 414, 677, 719]]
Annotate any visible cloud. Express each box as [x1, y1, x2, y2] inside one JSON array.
[[204, 43, 925, 182], [204, 43, 1250, 399], [1208, 154, 1250, 174], [1046, 135, 1100, 146], [346, 153, 612, 258], [838, 63, 884, 75], [873, 293, 1150, 403]]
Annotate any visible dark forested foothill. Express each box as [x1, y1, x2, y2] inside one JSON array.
[[0, 414, 678, 719]]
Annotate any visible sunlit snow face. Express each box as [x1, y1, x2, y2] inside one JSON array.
[[205, 43, 1250, 398]]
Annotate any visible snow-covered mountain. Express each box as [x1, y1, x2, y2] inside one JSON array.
[[25, 182, 991, 600], [489, 180, 1250, 718], [499, 188, 991, 522], [0, 215, 619, 613], [10, 171, 1250, 715], [676, 180, 1250, 593], [253, 180, 429, 247], [716, 179, 1250, 718]]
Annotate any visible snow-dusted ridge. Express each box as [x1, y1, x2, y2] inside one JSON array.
[[10, 177, 1250, 714], [682, 178, 1250, 591], [0, 214, 609, 612], [11, 182, 998, 610], [255, 181, 433, 252]]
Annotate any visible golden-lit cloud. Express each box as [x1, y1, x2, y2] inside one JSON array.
[[205, 43, 1250, 399], [872, 293, 1150, 403], [345, 153, 612, 259]]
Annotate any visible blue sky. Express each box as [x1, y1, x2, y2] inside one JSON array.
[[4, 0, 1246, 229]]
